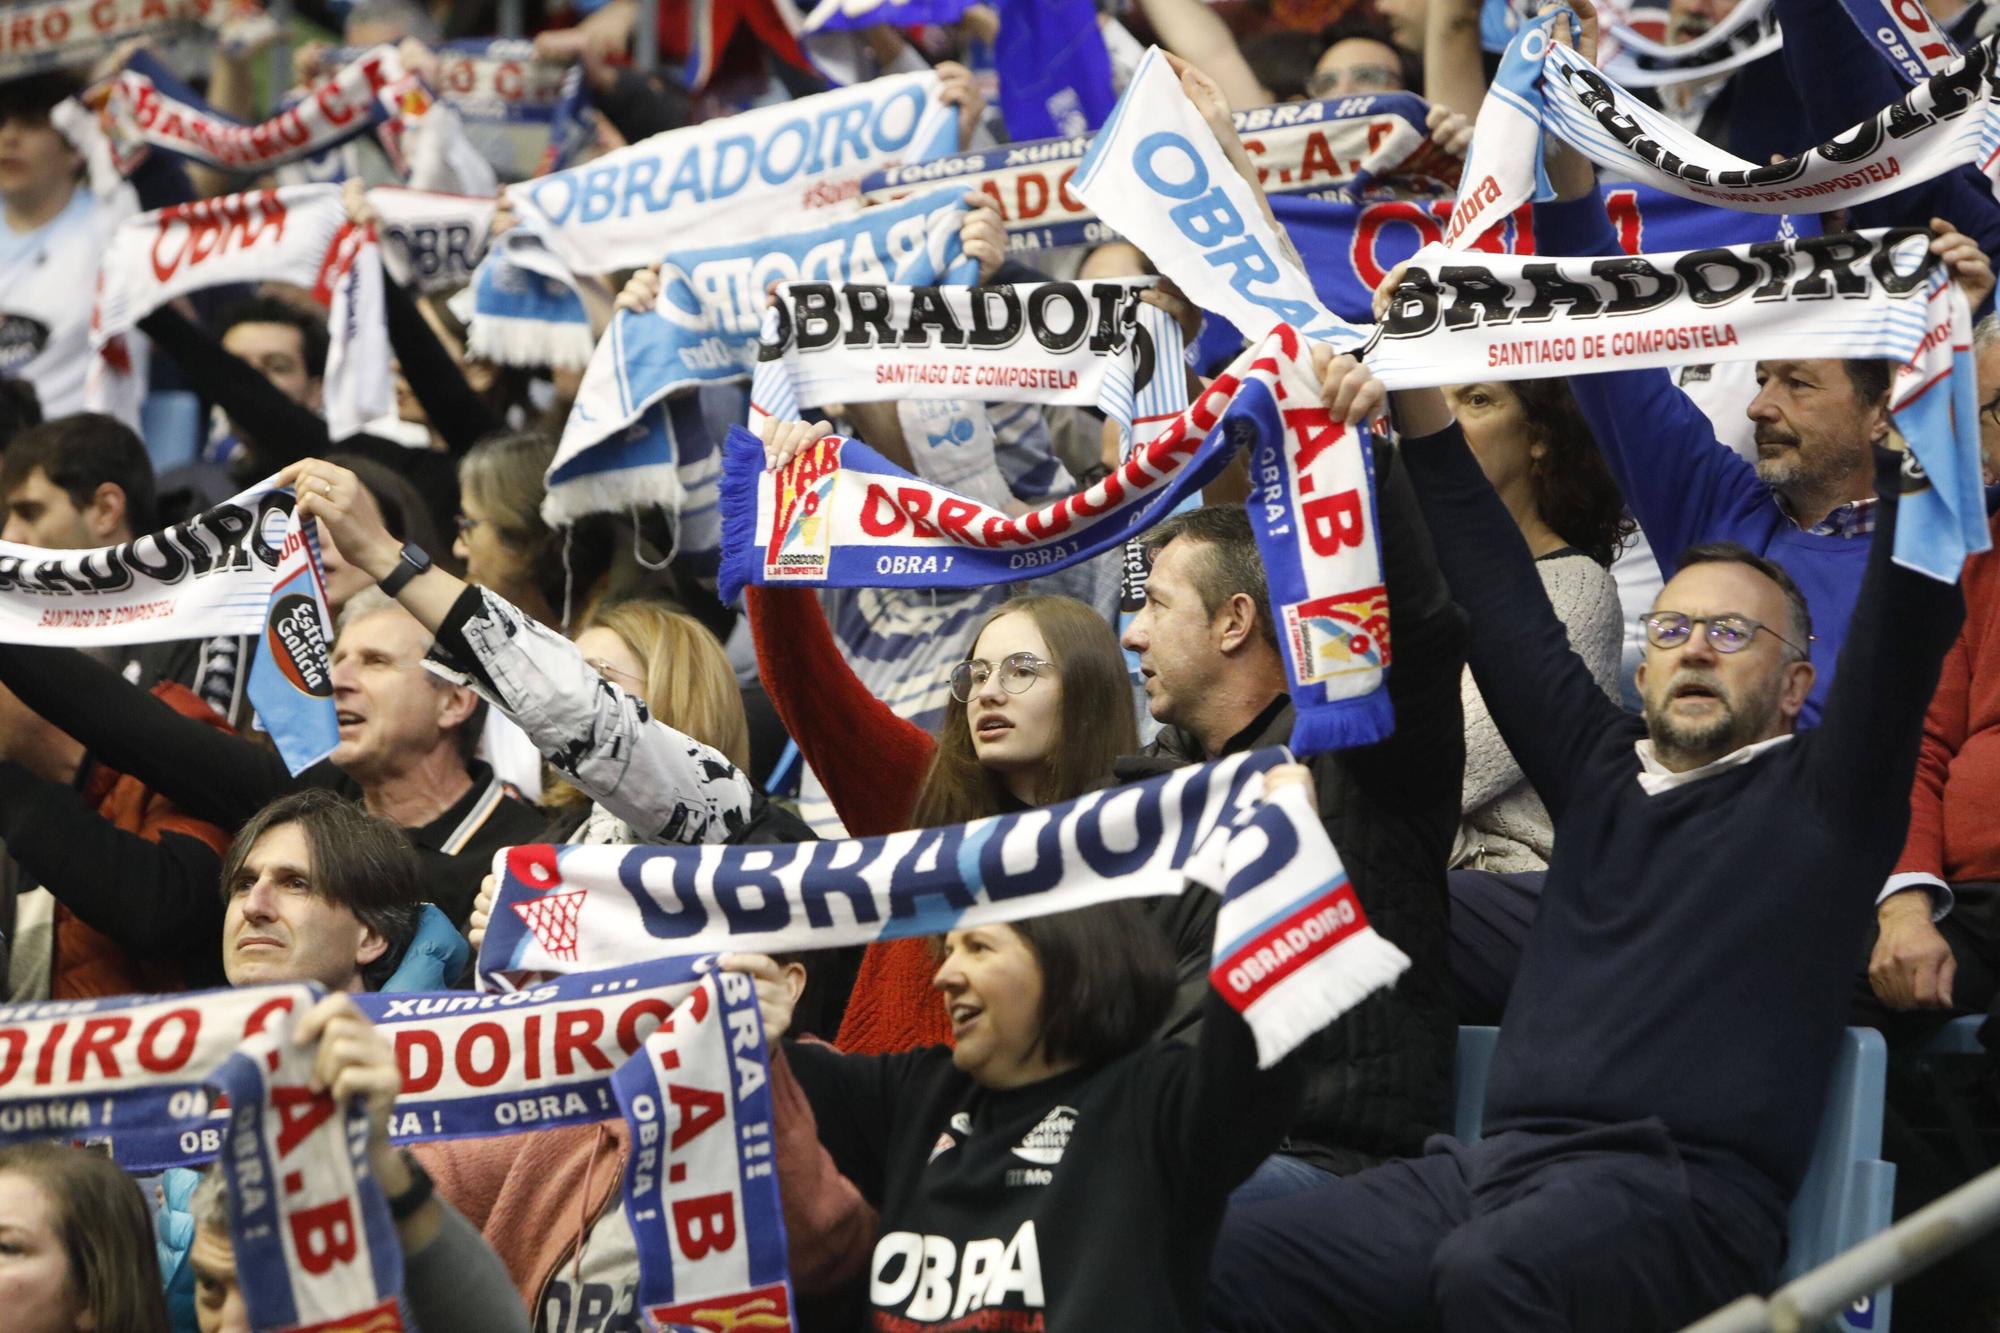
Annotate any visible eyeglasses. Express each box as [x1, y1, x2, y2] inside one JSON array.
[[1306, 65, 1402, 99], [948, 652, 1055, 703], [1643, 611, 1811, 656]]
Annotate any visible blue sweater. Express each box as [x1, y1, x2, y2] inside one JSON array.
[[1404, 426, 1963, 1201], [1533, 193, 1873, 727]]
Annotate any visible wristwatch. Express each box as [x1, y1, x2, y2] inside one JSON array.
[[379, 543, 433, 598], [385, 1150, 434, 1221]]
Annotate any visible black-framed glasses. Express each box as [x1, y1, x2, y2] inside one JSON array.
[[949, 652, 1055, 703], [1643, 611, 1810, 656]]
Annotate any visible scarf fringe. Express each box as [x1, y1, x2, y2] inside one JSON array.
[[542, 468, 688, 529], [717, 425, 767, 605], [1243, 929, 1411, 1069], [1288, 688, 1395, 756], [468, 312, 595, 370]]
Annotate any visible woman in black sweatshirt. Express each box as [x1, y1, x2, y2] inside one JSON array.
[[724, 769, 1319, 1333]]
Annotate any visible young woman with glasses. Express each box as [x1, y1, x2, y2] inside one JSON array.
[[749, 416, 1141, 1053]]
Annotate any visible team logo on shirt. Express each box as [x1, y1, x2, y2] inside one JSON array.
[[929, 1111, 974, 1164], [0, 314, 50, 372], [1011, 1105, 1077, 1166]]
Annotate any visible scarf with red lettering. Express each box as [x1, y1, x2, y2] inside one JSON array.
[[0, 0, 267, 81], [89, 184, 389, 441], [94, 45, 413, 178], [723, 326, 1390, 756], [0, 985, 409, 1333]]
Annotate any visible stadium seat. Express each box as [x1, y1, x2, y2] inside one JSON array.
[[1451, 1026, 1895, 1331], [1917, 1014, 1986, 1057], [140, 391, 202, 473]]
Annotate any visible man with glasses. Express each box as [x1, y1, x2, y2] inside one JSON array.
[[1206, 364, 1965, 1333]]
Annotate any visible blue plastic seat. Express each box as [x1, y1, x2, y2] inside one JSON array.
[[1451, 1026, 1895, 1331], [1917, 1014, 1985, 1057]]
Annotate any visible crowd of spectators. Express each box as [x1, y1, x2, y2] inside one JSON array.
[[0, 0, 1994, 1330]]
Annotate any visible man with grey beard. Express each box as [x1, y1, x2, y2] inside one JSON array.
[[1206, 363, 1966, 1333]]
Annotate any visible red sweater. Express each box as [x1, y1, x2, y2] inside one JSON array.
[[747, 587, 954, 1053], [1896, 509, 2000, 885]]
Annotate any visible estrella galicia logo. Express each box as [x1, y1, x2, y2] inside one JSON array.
[[264, 592, 332, 696]]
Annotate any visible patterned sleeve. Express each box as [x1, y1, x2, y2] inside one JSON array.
[[431, 587, 756, 844]]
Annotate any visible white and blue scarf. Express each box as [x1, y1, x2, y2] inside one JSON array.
[[483, 749, 1409, 1067], [1448, 12, 2000, 242], [614, 972, 796, 1331], [0, 475, 338, 773], [720, 326, 1391, 756], [466, 71, 958, 369], [0, 985, 407, 1333], [543, 187, 973, 525], [864, 91, 1447, 252]]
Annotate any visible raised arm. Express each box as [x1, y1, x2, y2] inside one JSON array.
[[137, 306, 332, 471], [285, 457, 756, 844], [1129, 0, 1269, 109]]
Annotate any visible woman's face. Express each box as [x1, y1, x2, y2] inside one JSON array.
[[452, 491, 527, 596], [963, 612, 1062, 779], [0, 1171, 88, 1333], [1445, 382, 1541, 502], [933, 925, 1055, 1089], [574, 626, 649, 702]]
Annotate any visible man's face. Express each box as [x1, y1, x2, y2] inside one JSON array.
[[329, 607, 462, 785], [1, 467, 109, 547], [1121, 538, 1224, 729], [191, 1222, 248, 1333], [222, 821, 383, 991], [1309, 37, 1406, 99], [1668, 0, 1742, 43], [221, 321, 322, 411], [1747, 360, 1882, 501], [1977, 338, 2000, 485], [0, 112, 79, 207], [1637, 560, 1813, 768]]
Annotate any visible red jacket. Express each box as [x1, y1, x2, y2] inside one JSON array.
[[1896, 508, 2000, 886]]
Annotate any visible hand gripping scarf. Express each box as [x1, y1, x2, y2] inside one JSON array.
[[0, 985, 408, 1333], [543, 187, 974, 526], [90, 185, 390, 442], [721, 324, 1394, 754], [482, 749, 1410, 1068], [0, 474, 338, 772], [864, 91, 1452, 254], [1445, 11, 2000, 248]]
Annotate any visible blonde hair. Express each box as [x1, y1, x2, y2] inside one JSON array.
[[548, 599, 752, 811]]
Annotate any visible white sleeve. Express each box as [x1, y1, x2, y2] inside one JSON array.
[[1878, 873, 1954, 919], [436, 589, 756, 844]]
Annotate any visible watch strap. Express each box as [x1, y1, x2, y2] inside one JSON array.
[[379, 543, 432, 598], [385, 1149, 434, 1220]]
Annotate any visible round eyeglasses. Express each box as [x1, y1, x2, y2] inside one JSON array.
[[1643, 611, 1810, 656], [949, 652, 1055, 703]]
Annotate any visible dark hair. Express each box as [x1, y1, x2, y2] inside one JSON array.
[[1841, 358, 1897, 406], [0, 1142, 170, 1333], [1512, 378, 1637, 567], [0, 71, 84, 123], [1672, 541, 1814, 659], [221, 296, 330, 380], [910, 595, 1138, 828], [458, 431, 615, 630], [1012, 901, 1177, 1069], [1242, 31, 1323, 101], [219, 790, 422, 990], [1315, 18, 1423, 90], [0, 376, 42, 447], [1, 413, 157, 534], [1143, 505, 1280, 654]]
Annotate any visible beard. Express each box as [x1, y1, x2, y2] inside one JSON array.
[[1644, 671, 1784, 769]]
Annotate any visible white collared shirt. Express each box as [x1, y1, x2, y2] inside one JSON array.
[[1632, 734, 1794, 795]]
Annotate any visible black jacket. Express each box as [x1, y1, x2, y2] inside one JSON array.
[[1113, 439, 1466, 1174]]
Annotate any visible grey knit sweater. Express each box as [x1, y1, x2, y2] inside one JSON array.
[[1452, 549, 1623, 872]]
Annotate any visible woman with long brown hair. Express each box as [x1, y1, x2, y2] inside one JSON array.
[[0, 1141, 169, 1333], [749, 417, 1142, 1052]]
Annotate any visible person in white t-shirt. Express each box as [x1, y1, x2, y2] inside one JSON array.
[[0, 72, 101, 418]]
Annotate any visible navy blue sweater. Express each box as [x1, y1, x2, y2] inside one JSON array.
[[1533, 191, 1876, 728], [1403, 424, 1961, 1200]]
